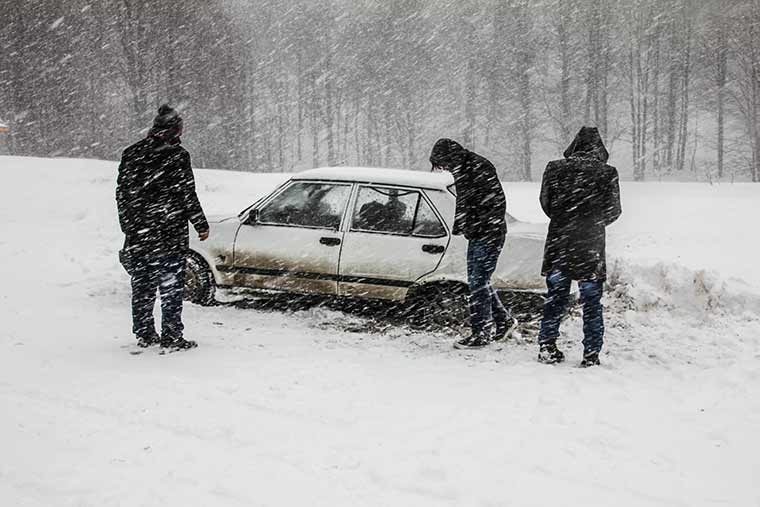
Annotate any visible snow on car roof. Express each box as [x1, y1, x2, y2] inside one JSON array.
[[291, 166, 454, 190]]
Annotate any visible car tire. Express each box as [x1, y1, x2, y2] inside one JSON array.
[[184, 253, 216, 306], [499, 290, 546, 321], [406, 283, 470, 331]]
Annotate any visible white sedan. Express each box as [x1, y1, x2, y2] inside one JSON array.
[[185, 167, 547, 324]]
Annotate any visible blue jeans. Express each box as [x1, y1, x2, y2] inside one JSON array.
[[467, 237, 510, 337], [131, 254, 186, 339], [538, 270, 604, 354]]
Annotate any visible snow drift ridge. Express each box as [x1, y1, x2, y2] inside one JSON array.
[[606, 258, 760, 319]]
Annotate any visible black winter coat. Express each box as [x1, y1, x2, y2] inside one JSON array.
[[540, 127, 622, 281], [116, 136, 208, 257], [429, 139, 507, 242]]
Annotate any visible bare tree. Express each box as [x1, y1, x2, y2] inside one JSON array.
[[1, 0, 758, 181]]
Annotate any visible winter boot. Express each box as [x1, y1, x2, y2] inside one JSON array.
[[538, 342, 565, 364], [454, 334, 491, 350], [172, 338, 198, 350], [580, 352, 601, 368], [493, 317, 519, 342], [160, 336, 198, 350], [136, 331, 161, 348]]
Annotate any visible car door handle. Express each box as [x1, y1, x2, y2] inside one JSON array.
[[320, 237, 341, 246], [422, 244, 445, 254]]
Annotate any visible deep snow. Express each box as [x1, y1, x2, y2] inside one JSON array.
[[1, 156, 759, 506]]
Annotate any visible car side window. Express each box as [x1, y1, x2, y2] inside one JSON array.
[[413, 197, 446, 237], [258, 182, 350, 229], [351, 186, 446, 237], [352, 187, 417, 235]]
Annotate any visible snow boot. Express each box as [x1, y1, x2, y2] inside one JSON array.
[[580, 352, 601, 368], [172, 338, 198, 350], [493, 317, 518, 342], [161, 336, 198, 350], [454, 334, 491, 350], [136, 332, 161, 348], [538, 343, 565, 364]]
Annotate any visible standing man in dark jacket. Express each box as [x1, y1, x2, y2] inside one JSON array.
[[537, 126, 622, 366], [430, 139, 517, 349], [116, 104, 209, 350]]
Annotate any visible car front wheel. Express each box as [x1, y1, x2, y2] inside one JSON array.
[[184, 253, 216, 306]]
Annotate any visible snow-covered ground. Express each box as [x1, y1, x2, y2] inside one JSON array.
[[1, 156, 759, 507]]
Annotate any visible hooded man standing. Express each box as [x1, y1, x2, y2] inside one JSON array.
[[116, 104, 209, 350], [537, 126, 622, 366], [430, 139, 517, 349]]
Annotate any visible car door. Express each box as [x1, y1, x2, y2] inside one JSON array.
[[232, 180, 352, 295], [338, 184, 449, 300]]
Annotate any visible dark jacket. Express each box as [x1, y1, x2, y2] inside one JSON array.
[[539, 127, 622, 281], [116, 136, 208, 257], [429, 139, 507, 242]]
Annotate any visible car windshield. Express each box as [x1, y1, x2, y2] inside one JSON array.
[[258, 181, 351, 229]]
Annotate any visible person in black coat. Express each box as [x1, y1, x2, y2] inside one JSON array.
[[537, 126, 622, 366], [116, 104, 209, 349], [430, 139, 516, 349]]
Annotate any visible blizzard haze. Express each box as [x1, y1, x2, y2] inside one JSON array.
[[2, 0, 760, 505], [1, 156, 758, 506], [0, 0, 759, 181]]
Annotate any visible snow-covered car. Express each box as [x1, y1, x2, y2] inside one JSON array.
[[185, 167, 547, 323]]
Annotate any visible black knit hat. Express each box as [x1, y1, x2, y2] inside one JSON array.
[[152, 104, 182, 129]]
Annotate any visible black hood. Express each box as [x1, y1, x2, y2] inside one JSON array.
[[563, 126, 609, 163], [430, 138, 467, 170]]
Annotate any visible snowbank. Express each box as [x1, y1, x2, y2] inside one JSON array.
[[0, 156, 758, 507]]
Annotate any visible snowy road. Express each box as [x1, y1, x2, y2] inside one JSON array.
[[1, 157, 759, 506]]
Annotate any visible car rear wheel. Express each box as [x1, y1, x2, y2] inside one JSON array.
[[406, 283, 470, 331], [184, 253, 216, 306], [500, 290, 546, 321]]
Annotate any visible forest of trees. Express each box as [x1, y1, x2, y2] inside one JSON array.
[[0, 0, 759, 181]]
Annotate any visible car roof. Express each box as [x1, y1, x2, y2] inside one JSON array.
[[290, 167, 454, 191]]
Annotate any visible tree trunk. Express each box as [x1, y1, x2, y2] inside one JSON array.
[[652, 24, 662, 175], [519, 71, 532, 181], [665, 5, 679, 171], [353, 97, 361, 165], [296, 52, 304, 163], [464, 59, 477, 148], [629, 47, 640, 179], [598, 0, 610, 139], [753, 62, 760, 182], [558, 11, 572, 142], [311, 79, 321, 169], [676, 1, 692, 173], [716, 19, 727, 179], [324, 73, 336, 166], [516, 0, 533, 181], [382, 101, 392, 167], [406, 109, 415, 170]]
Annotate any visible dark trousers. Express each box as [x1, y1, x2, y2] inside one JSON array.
[[131, 254, 186, 339], [537, 270, 604, 354], [467, 236, 510, 337]]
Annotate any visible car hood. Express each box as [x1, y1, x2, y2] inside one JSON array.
[[507, 219, 547, 239], [493, 220, 548, 290], [207, 213, 239, 224]]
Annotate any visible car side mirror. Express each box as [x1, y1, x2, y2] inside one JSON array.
[[245, 209, 259, 225]]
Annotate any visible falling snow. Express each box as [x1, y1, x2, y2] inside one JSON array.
[[1, 1, 760, 505], [49, 16, 64, 30]]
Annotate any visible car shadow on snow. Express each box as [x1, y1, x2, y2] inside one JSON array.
[[212, 289, 547, 339]]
